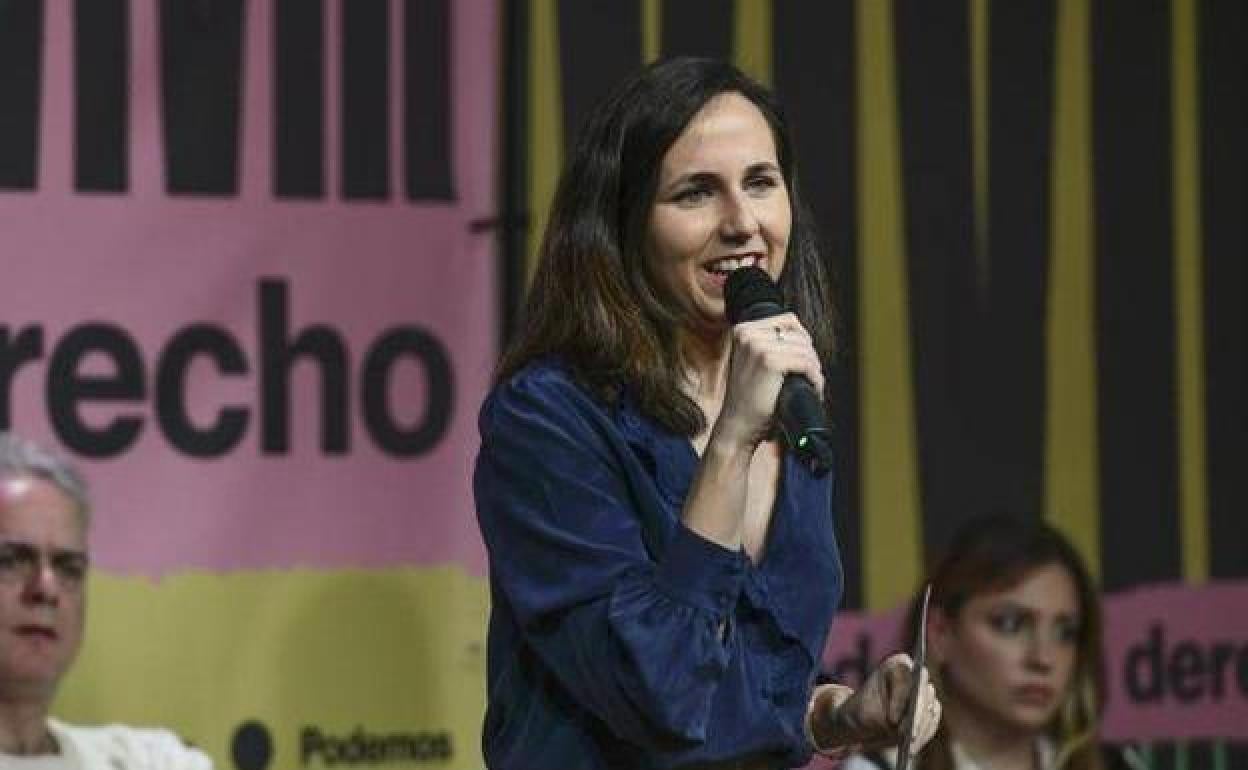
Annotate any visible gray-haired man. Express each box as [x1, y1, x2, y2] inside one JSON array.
[[0, 432, 213, 769]]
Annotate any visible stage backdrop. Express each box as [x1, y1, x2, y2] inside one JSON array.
[[5, 1, 1247, 769], [2, 1, 495, 769], [502, 1, 1247, 767]]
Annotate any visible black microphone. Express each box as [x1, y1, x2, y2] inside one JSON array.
[[724, 266, 834, 477]]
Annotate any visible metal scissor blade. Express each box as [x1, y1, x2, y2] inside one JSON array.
[[894, 583, 931, 770]]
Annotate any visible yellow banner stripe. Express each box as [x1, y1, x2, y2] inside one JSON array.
[[59, 568, 490, 769], [733, 0, 772, 86], [971, 0, 990, 282], [526, 0, 563, 286], [858, 0, 922, 611], [642, 0, 660, 63], [1046, 0, 1100, 581], [1172, 0, 1209, 585]]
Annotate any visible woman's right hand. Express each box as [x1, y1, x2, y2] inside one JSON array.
[[712, 312, 824, 452], [807, 654, 941, 757], [680, 311, 822, 551]]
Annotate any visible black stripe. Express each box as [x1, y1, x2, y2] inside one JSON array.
[[1091, 0, 1180, 590], [275, 0, 324, 198], [0, 0, 43, 190], [1201, 0, 1248, 580], [556, 0, 640, 153], [341, 0, 389, 200], [983, 0, 1055, 524], [1229, 743, 1248, 770], [499, 0, 529, 346], [403, 0, 453, 200], [774, 1, 859, 609], [74, 0, 128, 192], [661, 0, 732, 61], [160, 0, 245, 195], [893, 0, 983, 554], [1189, 741, 1214, 770]]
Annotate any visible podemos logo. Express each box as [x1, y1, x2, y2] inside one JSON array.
[[230, 721, 454, 769], [300, 726, 454, 766]]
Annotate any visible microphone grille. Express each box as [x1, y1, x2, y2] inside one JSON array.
[[725, 266, 783, 323]]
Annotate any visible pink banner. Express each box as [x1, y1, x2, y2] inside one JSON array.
[[1100, 581, 1248, 739], [1, 0, 496, 577], [819, 580, 1248, 741]]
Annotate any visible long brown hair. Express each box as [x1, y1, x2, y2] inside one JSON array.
[[907, 514, 1106, 770], [496, 56, 838, 435]]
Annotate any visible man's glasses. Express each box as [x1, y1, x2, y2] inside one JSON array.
[[0, 541, 89, 589]]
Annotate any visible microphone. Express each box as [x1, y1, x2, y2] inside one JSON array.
[[724, 266, 835, 477]]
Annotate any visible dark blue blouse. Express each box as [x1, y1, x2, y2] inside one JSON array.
[[474, 359, 843, 769]]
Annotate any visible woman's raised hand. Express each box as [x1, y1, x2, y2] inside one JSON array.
[[713, 312, 823, 451]]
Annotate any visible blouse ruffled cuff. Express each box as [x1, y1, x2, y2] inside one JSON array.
[[654, 524, 747, 617]]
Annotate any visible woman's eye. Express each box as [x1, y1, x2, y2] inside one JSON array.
[[989, 612, 1026, 634], [745, 175, 779, 194], [674, 187, 711, 205], [1055, 619, 1080, 644]]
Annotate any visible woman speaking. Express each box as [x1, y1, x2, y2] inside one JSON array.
[[474, 57, 939, 769]]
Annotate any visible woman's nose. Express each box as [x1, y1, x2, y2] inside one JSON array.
[[718, 192, 759, 241], [1023, 632, 1057, 671]]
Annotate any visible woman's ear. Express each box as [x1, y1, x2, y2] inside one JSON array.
[[926, 606, 953, 665]]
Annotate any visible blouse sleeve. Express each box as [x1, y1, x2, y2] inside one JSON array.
[[474, 371, 747, 749]]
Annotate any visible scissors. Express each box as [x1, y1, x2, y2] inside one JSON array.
[[895, 583, 931, 770]]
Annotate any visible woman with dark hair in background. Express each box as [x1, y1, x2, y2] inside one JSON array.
[[474, 57, 940, 769], [845, 514, 1140, 770]]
